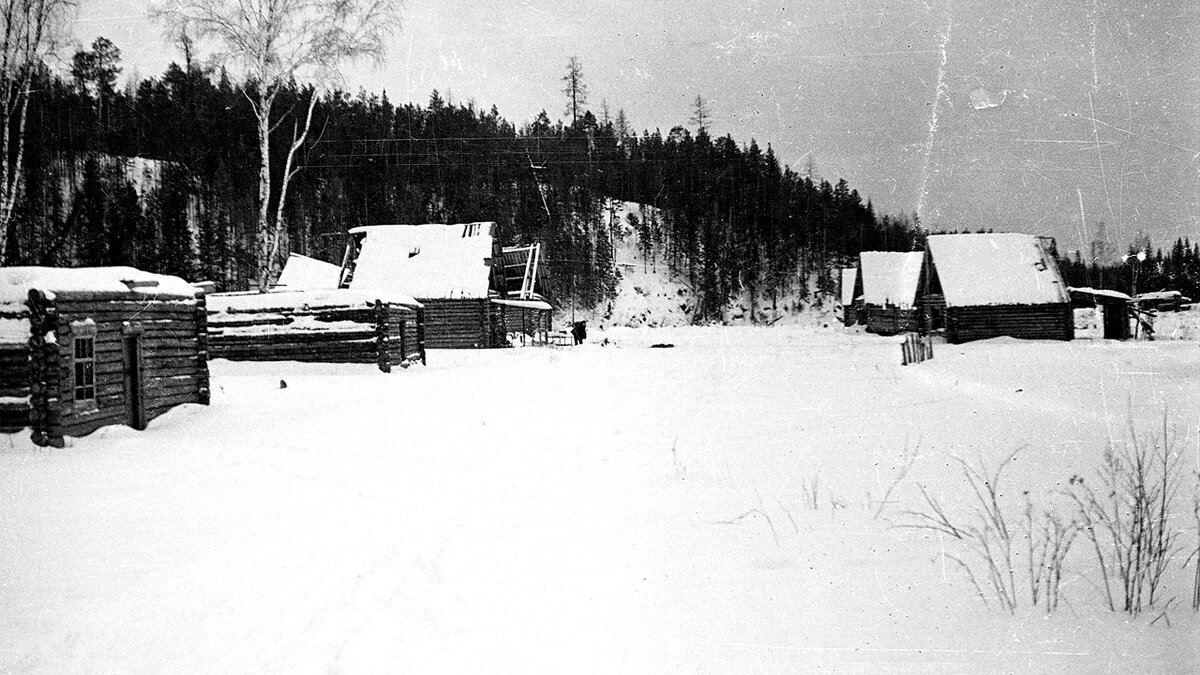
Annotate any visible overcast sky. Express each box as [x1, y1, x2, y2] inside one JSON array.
[[78, 0, 1200, 257]]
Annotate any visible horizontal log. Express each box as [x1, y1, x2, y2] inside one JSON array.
[[57, 301, 198, 316], [207, 316, 294, 329], [94, 358, 201, 376], [59, 409, 130, 437], [145, 383, 201, 402], [51, 291, 200, 304], [94, 341, 200, 358], [212, 352, 379, 364], [210, 345, 379, 360], [147, 392, 202, 415], [209, 330, 377, 346]]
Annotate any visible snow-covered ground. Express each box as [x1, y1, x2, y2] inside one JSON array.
[[2, 324, 1197, 673]]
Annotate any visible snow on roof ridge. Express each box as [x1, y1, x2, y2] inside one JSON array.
[[858, 251, 924, 308], [927, 232, 1068, 307], [0, 266, 199, 304]]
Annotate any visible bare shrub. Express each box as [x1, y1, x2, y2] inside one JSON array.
[[800, 473, 821, 511], [1188, 480, 1200, 612], [1067, 417, 1186, 616], [899, 448, 1082, 613], [1025, 495, 1078, 613], [899, 449, 1024, 612]]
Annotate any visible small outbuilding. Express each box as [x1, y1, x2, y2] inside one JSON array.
[[855, 251, 926, 335], [344, 223, 552, 348], [1068, 287, 1132, 340], [0, 266, 209, 447], [924, 233, 1073, 343]]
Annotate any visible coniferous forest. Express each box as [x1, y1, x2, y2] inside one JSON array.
[[2, 40, 941, 320]]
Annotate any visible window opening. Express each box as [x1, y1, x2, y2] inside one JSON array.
[[73, 337, 96, 401]]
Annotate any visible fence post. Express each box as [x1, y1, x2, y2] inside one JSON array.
[[374, 300, 391, 373]]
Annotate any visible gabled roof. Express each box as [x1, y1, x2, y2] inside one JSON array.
[[276, 253, 343, 290], [858, 252, 924, 308], [348, 223, 496, 299], [926, 233, 1069, 307]]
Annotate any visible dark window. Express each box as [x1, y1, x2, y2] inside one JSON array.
[[73, 337, 95, 401]]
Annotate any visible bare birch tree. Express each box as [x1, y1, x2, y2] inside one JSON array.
[[0, 0, 74, 263], [154, 0, 400, 290]]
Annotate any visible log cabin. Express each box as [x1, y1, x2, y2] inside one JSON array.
[[343, 223, 552, 348], [207, 287, 426, 371], [855, 251, 926, 335], [924, 233, 1073, 343], [0, 266, 209, 447]]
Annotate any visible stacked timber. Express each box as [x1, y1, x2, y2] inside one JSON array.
[[208, 290, 424, 369]]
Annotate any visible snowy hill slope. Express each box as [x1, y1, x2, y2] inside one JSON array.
[[570, 199, 841, 330]]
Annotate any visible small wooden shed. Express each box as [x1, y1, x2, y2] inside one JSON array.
[[1068, 287, 1132, 340], [855, 251, 926, 335], [0, 266, 209, 447], [924, 233, 1073, 343], [344, 223, 552, 348]]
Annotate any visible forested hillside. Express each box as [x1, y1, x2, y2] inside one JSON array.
[[4, 42, 923, 321]]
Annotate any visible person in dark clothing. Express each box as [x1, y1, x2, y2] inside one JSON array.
[[570, 320, 588, 345]]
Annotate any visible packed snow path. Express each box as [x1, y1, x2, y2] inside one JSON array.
[[2, 326, 1197, 672]]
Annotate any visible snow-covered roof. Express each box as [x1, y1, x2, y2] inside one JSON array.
[[1069, 286, 1132, 302], [840, 268, 858, 306], [0, 266, 199, 304], [1135, 290, 1182, 302], [927, 233, 1069, 307], [858, 252, 924, 308], [208, 288, 420, 314], [492, 298, 553, 311], [276, 253, 342, 290], [348, 223, 495, 299]]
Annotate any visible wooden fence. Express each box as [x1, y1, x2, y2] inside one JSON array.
[[900, 333, 934, 366]]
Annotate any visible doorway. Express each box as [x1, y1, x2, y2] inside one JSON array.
[[123, 335, 146, 430]]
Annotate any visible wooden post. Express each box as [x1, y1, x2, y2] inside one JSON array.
[[398, 318, 408, 365], [195, 291, 211, 404], [416, 307, 427, 365], [374, 300, 391, 373], [25, 289, 63, 447]]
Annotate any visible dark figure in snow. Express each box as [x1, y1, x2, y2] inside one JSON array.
[[570, 320, 588, 345]]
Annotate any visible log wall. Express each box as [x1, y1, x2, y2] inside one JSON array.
[[945, 304, 1074, 344], [53, 293, 208, 440], [865, 306, 920, 335], [420, 298, 494, 349], [0, 345, 30, 432], [208, 302, 424, 368]]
